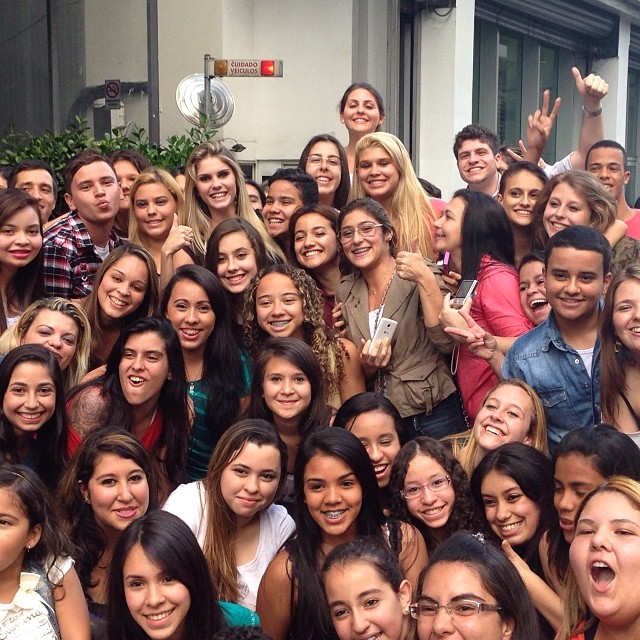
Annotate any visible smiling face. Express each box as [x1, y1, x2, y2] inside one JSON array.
[[262, 356, 311, 429], [416, 562, 513, 640], [542, 182, 592, 238], [498, 170, 544, 229], [570, 491, 640, 627], [97, 255, 149, 323], [340, 88, 384, 136], [294, 213, 339, 273], [3, 362, 56, 440], [612, 279, 640, 357], [164, 279, 215, 356], [216, 231, 259, 295], [340, 209, 392, 272], [325, 560, 411, 640], [195, 155, 237, 218], [403, 453, 455, 532], [255, 272, 305, 339], [14, 168, 56, 223], [0, 206, 42, 272], [305, 141, 343, 202], [587, 146, 629, 202], [518, 260, 549, 326], [124, 543, 191, 640], [21, 309, 79, 371], [554, 453, 604, 543], [433, 197, 464, 257], [304, 453, 362, 543], [82, 453, 150, 538], [348, 410, 401, 489], [480, 471, 540, 547], [262, 180, 303, 239], [473, 385, 534, 455], [133, 182, 176, 242], [356, 146, 401, 207], [118, 331, 170, 410], [220, 442, 281, 526], [456, 140, 500, 193]]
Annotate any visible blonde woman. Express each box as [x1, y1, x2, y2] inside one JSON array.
[[183, 141, 284, 262], [349, 132, 436, 259], [0, 296, 90, 390]]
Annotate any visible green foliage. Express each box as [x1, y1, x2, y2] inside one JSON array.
[[0, 117, 216, 189]]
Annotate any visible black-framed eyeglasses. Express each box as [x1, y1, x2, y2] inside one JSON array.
[[400, 476, 451, 500], [409, 599, 503, 619], [338, 222, 383, 244]]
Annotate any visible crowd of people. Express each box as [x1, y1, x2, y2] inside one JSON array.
[[0, 69, 640, 640]]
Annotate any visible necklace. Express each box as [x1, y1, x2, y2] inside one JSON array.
[[368, 265, 396, 296], [371, 267, 397, 334]]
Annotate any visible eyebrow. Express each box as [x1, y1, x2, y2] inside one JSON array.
[[577, 517, 640, 526], [305, 472, 356, 483], [419, 592, 486, 602], [230, 462, 278, 473], [95, 468, 144, 482], [328, 588, 383, 608]]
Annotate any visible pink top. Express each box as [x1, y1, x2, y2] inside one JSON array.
[[627, 210, 640, 240], [456, 256, 534, 419]]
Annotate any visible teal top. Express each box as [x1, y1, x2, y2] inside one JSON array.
[[218, 601, 260, 626]]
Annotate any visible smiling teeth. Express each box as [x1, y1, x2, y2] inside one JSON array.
[[129, 376, 144, 383], [530, 298, 547, 308], [373, 464, 387, 473], [324, 510, 345, 519], [485, 426, 503, 436], [109, 297, 127, 307], [146, 610, 174, 621], [500, 522, 521, 532], [423, 506, 444, 516], [18, 413, 43, 419], [270, 321, 289, 327]]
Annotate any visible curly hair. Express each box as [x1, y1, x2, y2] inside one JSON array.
[[389, 437, 482, 551], [243, 263, 345, 400]]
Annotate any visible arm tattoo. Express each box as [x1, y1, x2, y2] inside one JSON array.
[[68, 390, 107, 437]]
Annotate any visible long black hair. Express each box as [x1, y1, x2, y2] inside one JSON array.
[[107, 510, 226, 640], [0, 344, 67, 488]]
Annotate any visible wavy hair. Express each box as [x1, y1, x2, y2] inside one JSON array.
[[243, 263, 345, 399], [183, 141, 284, 262], [202, 419, 288, 602], [0, 296, 90, 390], [349, 132, 435, 259]]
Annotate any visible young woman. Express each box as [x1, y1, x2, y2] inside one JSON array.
[[128, 167, 194, 284], [161, 265, 247, 481], [546, 424, 640, 593], [339, 82, 385, 174], [333, 392, 407, 510], [349, 132, 436, 259], [450, 379, 547, 478], [413, 531, 540, 640], [110, 149, 150, 238], [471, 442, 559, 634], [560, 477, 640, 640], [290, 204, 342, 329], [298, 134, 350, 210], [163, 419, 295, 611], [0, 297, 90, 390], [518, 251, 550, 326], [0, 344, 67, 489], [204, 217, 269, 328], [107, 511, 229, 640], [600, 265, 640, 439], [256, 428, 427, 640], [336, 197, 462, 438], [183, 141, 283, 262], [82, 243, 159, 371], [57, 427, 156, 638], [247, 337, 331, 507], [437, 189, 534, 420], [389, 436, 482, 552], [533, 170, 640, 274], [245, 178, 266, 213], [0, 188, 45, 332], [0, 465, 90, 640], [322, 538, 414, 640], [66, 317, 189, 497], [244, 263, 365, 409], [497, 161, 548, 266]]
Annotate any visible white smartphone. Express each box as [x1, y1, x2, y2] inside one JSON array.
[[371, 318, 398, 343], [451, 279, 478, 309]]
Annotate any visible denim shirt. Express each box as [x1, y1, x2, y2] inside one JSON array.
[[502, 310, 601, 449]]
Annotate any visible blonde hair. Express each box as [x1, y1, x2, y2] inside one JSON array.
[[349, 132, 436, 259], [559, 476, 640, 640], [0, 297, 90, 390], [184, 141, 284, 262], [452, 379, 547, 477], [128, 167, 186, 247]]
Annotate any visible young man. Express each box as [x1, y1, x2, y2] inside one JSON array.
[[109, 149, 150, 238], [586, 140, 640, 240], [452, 124, 501, 197], [502, 226, 612, 450], [43, 150, 122, 298], [262, 168, 318, 257], [9, 159, 57, 224]]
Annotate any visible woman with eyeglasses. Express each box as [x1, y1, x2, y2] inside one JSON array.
[[336, 197, 464, 439], [413, 531, 541, 640]]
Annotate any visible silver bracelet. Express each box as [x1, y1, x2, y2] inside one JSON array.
[[582, 104, 603, 118]]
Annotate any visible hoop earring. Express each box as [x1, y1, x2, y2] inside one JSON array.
[[615, 340, 621, 353]]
